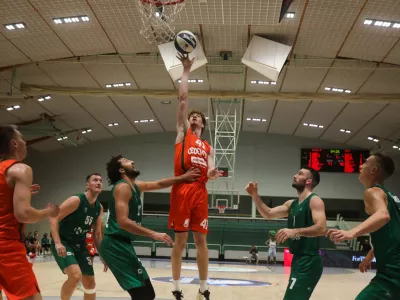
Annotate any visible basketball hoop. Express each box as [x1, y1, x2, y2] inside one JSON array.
[[218, 206, 226, 214], [136, 0, 185, 44]]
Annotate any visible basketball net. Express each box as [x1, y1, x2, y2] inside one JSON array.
[[218, 206, 226, 214], [136, 0, 185, 44]]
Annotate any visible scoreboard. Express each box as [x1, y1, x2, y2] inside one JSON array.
[[301, 148, 370, 173]]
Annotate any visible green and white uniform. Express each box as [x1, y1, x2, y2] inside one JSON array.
[[284, 193, 323, 300], [100, 180, 149, 290], [356, 185, 400, 300], [51, 193, 101, 275]]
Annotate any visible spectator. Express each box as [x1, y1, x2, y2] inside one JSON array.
[[25, 232, 33, 254], [29, 231, 42, 257], [41, 233, 51, 255], [249, 244, 259, 264]]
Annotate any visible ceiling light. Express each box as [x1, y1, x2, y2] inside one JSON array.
[[82, 128, 92, 134], [368, 136, 379, 143], [6, 107, 13, 111], [125, 82, 131, 86], [393, 23, 400, 28], [108, 122, 119, 127], [365, 18, 400, 29], [393, 145, 399, 149], [251, 80, 276, 85], [325, 87, 351, 93], [107, 82, 131, 88], [178, 79, 204, 83], [246, 117, 267, 122], [161, 101, 171, 104], [205, 117, 209, 120], [340, 129, 351, 134], [4, 22, 26, 30], [374, 21, 383, 26], [53, 15, 90, 24], [364, 19, 373, 25], [134, 119, 155, 123], [303, 123, 324, 128], [38, 95, 51, 102], [286, 12, 295, 19], [382, 22, 392, 27]]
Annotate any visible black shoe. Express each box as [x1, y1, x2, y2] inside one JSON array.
[[197, 289, 211, 300], [172, 290, 184, 300]]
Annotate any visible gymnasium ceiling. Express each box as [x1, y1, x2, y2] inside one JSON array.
[[0, 0, 400, 154]]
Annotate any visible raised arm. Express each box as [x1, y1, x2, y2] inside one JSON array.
[[176, 53, 194, 143], [245, 182, 292, 219], [135, 168, 201, 192], [327, 187, 390, 242], [114, 183, 173, 245], [9, 163, 59, 223]]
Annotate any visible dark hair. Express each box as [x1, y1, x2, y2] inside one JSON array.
[[86, 172, 102, 182], [106, 155, 123, 185], [371, 151, 395, 180], [303, 166, 320, 188], [188, 109, 206, 135], [0, 125, 17, 158]]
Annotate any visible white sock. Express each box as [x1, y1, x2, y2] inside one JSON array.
[[173, 279, 180, 291], [200, 280, 208, 293]]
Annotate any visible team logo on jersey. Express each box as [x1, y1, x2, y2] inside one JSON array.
[[138, 269, 143, 274], [188, 147, 207, 158], [191, 156, 207, 167], [84, 207, 87, 212]]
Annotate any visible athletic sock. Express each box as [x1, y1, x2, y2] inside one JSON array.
[[199, 280, 207, 293], [173, 279, 180, 291]]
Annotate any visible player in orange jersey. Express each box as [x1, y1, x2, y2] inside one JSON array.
[[169, 53, 223, 300], [0, 125, 59, 300]]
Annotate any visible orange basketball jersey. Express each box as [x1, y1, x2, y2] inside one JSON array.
[[174, 128, 211, 185], [0, 159, 24, 241]]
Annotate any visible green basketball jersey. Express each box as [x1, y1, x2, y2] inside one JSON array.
[[104, 180, 142, 241], [288, 193, 320, 256], [369, 185, 400, 276], [58, 193, 101, 243]]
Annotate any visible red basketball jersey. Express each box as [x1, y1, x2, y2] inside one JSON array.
[[174, 128, 211, 185], [0, 159, 24, 241]]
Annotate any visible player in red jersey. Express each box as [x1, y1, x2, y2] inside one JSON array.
[[0, 125, 59, 300], [169, 54, 223, 300]]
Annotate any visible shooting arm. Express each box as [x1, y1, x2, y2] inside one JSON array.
[[115, 183, 156, 238], [251, 193, 292, 219], [94, 205, 104, 251], [176, 65, 190, 133], [349, 188, 390, 238], [293, 196, 327, 237], [49, 196, 80, 244], [10, 163, 50, 223], [136, 175, 187, 192]]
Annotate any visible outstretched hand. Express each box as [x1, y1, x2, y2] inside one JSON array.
[[176, 52, 195, 70], [208, 168, 224, 180], [182, 167, 201, 182]]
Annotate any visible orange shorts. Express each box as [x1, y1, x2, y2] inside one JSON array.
[[169, 183, 209, 234], [0, 240, 40, 300]]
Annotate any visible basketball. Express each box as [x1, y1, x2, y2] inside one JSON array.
[[174, 30, 197, 54]]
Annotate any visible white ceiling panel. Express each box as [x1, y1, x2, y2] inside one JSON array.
[[110, 96, 163, 134], [318, 60, 376, 93], [320, 101, 388, 144], [268, 100, 311, 135], [208, 71, 244, 91], [294, 0, 366, 58], [384, 41, 400, 65], [0, 40, 30, 67], [0, 110, 21, 125], [29, 138, 65, 152], [359, 64, 400, 94], [146, 97, 177, 132], [242, 100, 276, 132], [346, 103, 400, 148], [294, 101, 347, 138], [72, 95, 138, 136], [29, 0, 115, 56], [202, 25, 248, 57], [123, 57, 173, 89], [39, 61, 98, 87], [338, 0, 400, 61], [89, 0, 158, 54], [281, 59, 333, 92], [82, 56, 138, 88], [246, 67, 287, 92]]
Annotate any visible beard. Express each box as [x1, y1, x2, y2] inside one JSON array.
[[292, 181, 306, 193], [125, 167, 140, 179]]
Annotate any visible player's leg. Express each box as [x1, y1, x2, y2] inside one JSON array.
[[355, 275, 399, 300], [81, 276, 96, 300], [100, 235, 153, 299], [283, 255, 323, 300], [171, 232, 189, 292], [0, 240, 42, 300], [75, 245, 96, 300], [191, 188, 210, 299]]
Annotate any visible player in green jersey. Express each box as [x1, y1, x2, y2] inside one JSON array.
[[50, 173, 107, 300], [327, 152, 399, 300], [101, 155, 200, 300], [245, 166, 326, 300]]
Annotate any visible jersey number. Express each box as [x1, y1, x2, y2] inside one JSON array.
[[87, 257, 93, 266], [200, 219, 208, 230], [289, 278, 297, 290], [196, 140, 206, 150], [85, 216, 94, 226]]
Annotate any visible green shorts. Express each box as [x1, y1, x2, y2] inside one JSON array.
[[51, 240, 94, 276], [99, 235, 149, 290], [356, 273, 400, 300], [283, 254, 323, 300]]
